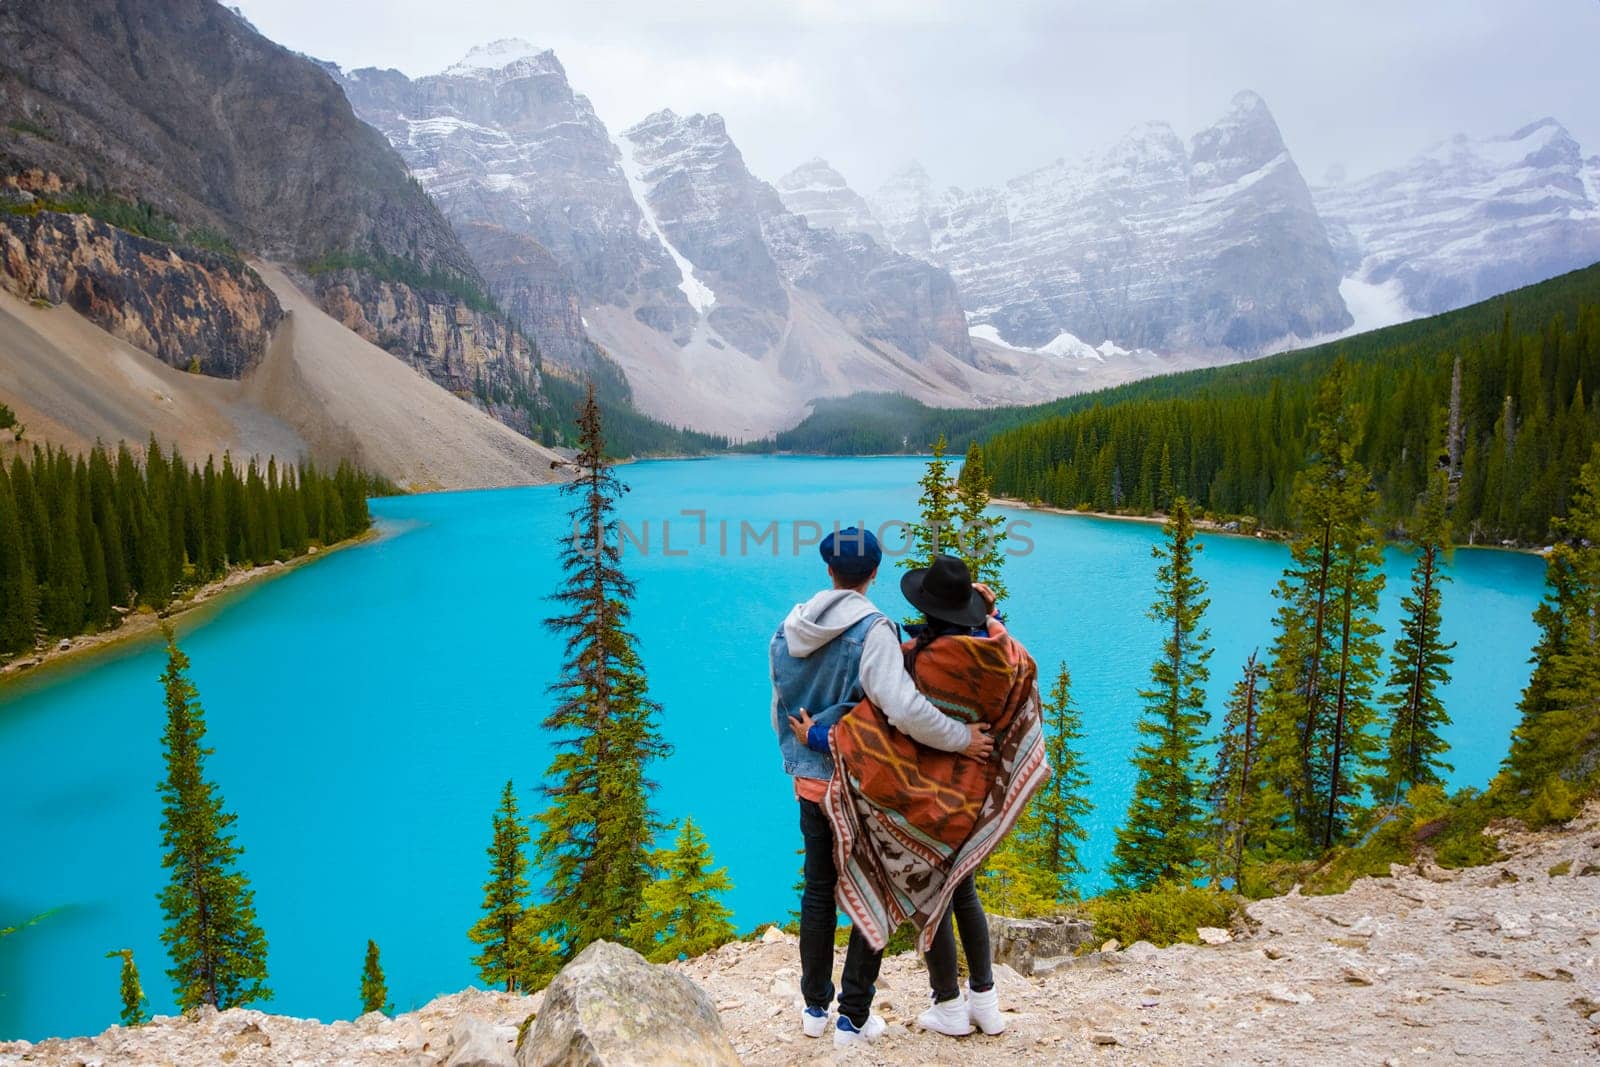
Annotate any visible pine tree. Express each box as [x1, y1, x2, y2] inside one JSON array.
[[901, 433, 957, 572], [468, 780, 534, 991], [628, 817, 736, 962], [156, 627, 270, 1010], [1257, 365, 1388, 851], [106, 948, 146, 1027], [980, 662, 1091, 913], [1379, 472, 1457, 801], [1499, 444, 1600, 797], [954, 441, 1008, 600], [1110, 497, 1213, 889], [359, 939, 391, 1015], [0, 467, 38, 656], [533, 382, 670, 962], [1207, 651, 1276, 886]]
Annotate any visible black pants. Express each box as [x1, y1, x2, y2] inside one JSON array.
[[798, 798, 883, 1025], [923, 873, 994, 1003]]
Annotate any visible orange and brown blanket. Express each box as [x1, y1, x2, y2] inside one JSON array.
[[822, 621, 1050, 953]]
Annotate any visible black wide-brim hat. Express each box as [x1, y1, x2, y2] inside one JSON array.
[[900, 553, 988, 628]]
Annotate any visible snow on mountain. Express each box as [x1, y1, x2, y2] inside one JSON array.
[[440, 38, 547, 77], [969, 323, 1141, 362], [617, 133, 717, 313], [775, 158, 889, 246], [334, 47, 696, 358], [1315, 117, 1600, 316], [862, 91, 1350, 354]]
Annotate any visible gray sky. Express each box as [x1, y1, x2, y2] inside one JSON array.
[[235, 0, 1600, 195]]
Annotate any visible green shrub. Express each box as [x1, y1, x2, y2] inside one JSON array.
[[1084, 882, 1235, 947], [1549, 860, 1572, 876], [0, 402, 14, 430], [1526, 778, 1579, 828]]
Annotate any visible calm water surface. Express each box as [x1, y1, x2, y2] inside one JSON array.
[[0, 456, 1547, 1039]]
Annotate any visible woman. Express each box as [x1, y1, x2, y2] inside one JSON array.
[[813, 554, 1050, 1037]]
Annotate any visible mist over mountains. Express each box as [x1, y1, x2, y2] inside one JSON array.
[[328, 37, 1599, 435]]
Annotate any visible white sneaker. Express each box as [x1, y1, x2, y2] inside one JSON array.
[[801, 1006, 830, 1038], [917, 995, 974, 1037], [967, 985, 1005, 1035], [833, 1013, 887, 1047]]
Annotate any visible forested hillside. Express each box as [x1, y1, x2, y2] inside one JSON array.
[[0, 441, 382, 657], [764, 262, 1600, 544]]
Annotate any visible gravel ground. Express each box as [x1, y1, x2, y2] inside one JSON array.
[[6, 807, 1597, 1066]]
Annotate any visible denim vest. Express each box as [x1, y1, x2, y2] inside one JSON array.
[[770, 612, 885, 780]]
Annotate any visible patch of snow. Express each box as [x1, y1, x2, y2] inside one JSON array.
[[442, 39, 545, 77], [1339, 276, 1415, 333], [617, 137, 716, 313], [970, 323, 1133, 362]]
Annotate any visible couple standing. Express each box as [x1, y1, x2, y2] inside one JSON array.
[[769, 526, 1050, 1047]]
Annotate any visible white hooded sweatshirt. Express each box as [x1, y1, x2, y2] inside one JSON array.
[[773, 588, 970, 753]]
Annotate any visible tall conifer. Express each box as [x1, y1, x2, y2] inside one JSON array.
[[1258, 365, 1387, 850], [1500, 445, 1600, 797], [981, 662, 1093, 912], [1379, 472, 1456, 800], [468, 780, 533, 991], [533, 383, 669, 960], [901, 434, 957, 571], [156, 627, 270, 1010], [1208, 652, 1276, 885], [1110, 497, 1212, 888], [0, 467, 37, 656], [954, 441, 1008, 600]]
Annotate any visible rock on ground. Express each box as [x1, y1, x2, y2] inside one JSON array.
[[518, 940, 738, 1067], [5, 807, 1599, 1065]]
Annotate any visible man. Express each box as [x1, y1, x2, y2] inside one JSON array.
[[770, 526, 993, 1048]]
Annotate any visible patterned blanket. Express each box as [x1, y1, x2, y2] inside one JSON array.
[[822, 621, 1050, 953]]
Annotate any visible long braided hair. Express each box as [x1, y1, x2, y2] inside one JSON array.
[[904, 614, 970, 676]]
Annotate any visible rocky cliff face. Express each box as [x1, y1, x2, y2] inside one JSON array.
[[776, 158, 889, 246], [0, 0, 558, 439], [334, 44, 693, 362], [0, 0, 474, 274], [312, 270, 541, 434], [334, 45, 992, 435], [625, 109, 976, 362], [1315, 117, 1600, 316], [0, 208, 279, 377], [621, 109, 791, 356], [864, 92, 1351, 353]]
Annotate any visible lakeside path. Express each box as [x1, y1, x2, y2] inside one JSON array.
[[0, 526, 381, 689]]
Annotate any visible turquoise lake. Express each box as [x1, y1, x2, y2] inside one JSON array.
[[0, 455, 1549, 1040]]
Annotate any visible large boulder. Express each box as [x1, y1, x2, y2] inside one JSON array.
[[988, 914, 1097, 976], [516, 941, 738, 1067]]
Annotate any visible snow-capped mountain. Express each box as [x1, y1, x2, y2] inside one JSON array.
[[865, 91, 1351, 353], [334, 45, 1090, 437], [776, 158, 889, 246], [1315, 117, 1600, 316], [334, 44, 691, 367]]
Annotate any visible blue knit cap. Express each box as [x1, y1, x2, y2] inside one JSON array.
[[820, 526, 881, 579]]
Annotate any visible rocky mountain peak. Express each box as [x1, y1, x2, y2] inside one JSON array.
[[775, 157, 888, 246], [1189, 89, 1291, 193], [440, 38, 552, 77], [1315, 113, 1600, 317], [869, 161, 940, 255]]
